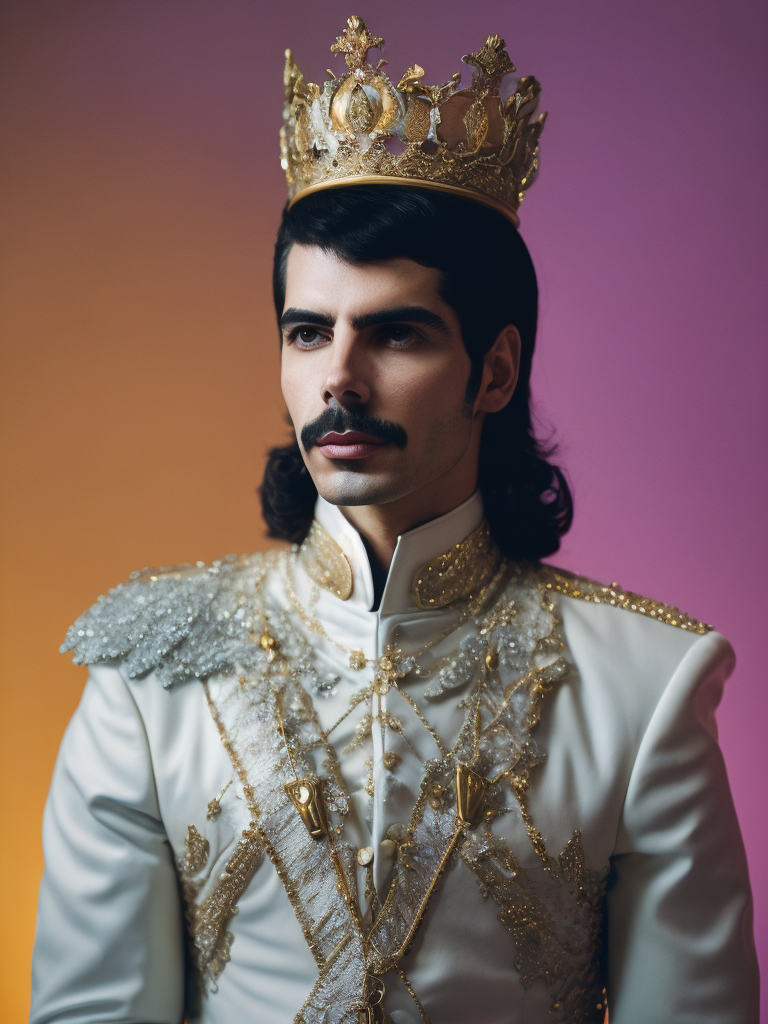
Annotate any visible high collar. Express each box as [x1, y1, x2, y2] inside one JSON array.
[[311, 492, 486, 617]]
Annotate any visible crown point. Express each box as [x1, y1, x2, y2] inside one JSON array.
[[463, 34, 517, 93], [331, 15, 385, 71], [397, 64, 426, 92], [283, 50, 306, 104]]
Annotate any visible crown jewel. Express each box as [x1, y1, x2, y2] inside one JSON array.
[[280, 16, 546, 225]]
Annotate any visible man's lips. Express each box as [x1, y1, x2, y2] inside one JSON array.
[[316, 430, 388, 460]]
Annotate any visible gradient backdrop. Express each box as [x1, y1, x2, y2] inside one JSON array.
[[1, 1, 766, 1019]]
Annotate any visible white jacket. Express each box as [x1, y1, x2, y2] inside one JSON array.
[[31, 494, 759, 1023]]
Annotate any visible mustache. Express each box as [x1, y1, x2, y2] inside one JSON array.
[[300, 406, 408, 451]]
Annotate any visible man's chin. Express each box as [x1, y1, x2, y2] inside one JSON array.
[[312, 469, 409, 509]]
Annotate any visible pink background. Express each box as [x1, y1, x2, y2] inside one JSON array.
[[1, 1, 765, 1018]]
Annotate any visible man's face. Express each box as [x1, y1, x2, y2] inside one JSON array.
[[280, 244, 481, 510]]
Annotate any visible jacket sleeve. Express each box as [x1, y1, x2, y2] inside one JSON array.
[[605, 631, 759, 1023], [30, 664, 185, 1024]]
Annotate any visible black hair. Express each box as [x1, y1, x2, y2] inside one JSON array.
[[261, 184, 573, 561]]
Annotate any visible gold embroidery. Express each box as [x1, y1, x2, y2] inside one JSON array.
[[412, 521, 502, 610], [341, 709, 406, 756], [343, 713, 374, 755], [287, 546, 508, 719], [204, 674, 370, 1010], [363, 575, 569, 976], [206, 779, 232, 821], [542, 567, 712, 634], [202, 691, 327, 968], [181, 821, 266, 991], [382, 655, 448, 755], [202, 560, 603, 1022], [461, 829, 606, 1024], [451, 574, 607, 1022], [180, 824, 210, 875], [286, 553, 370, 674], [367, 785, 466, 976], [300, 517, 504, 611], [364, 756, 375, 798], [301, 520, 354, 600]]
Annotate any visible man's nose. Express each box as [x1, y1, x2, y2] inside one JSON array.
[[321, 335, 371, 407]]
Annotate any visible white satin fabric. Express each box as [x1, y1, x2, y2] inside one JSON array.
[[31, 494, 759, 1023]]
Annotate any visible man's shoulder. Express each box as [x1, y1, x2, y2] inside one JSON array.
[[537, 564, 713, 637], [61, 549, 281, 687], [534, 563, 732, 709]]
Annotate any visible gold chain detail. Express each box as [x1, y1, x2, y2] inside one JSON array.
[[284, 547, 509, 754], [391, 684, 447, 757], [396, 966, 433, 1024], [285, 552, 370, 671]]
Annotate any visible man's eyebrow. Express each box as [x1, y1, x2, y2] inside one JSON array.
[[279, 308, 335, 330], [351, 306, 452, 335], [279, 305, 452, 335]]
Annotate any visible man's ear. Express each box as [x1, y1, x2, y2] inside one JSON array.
[[473, 325, 521, 415]]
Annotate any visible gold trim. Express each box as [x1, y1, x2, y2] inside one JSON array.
[[180, 824, 210, 875], [203, 680, 344, 972], [176, 820, 265, 993], [300, 520, 353, 600], [301, 517, 504, 612], [289, 176, 520, 227], [542, 566, 712, 634], [412, 521, 502, 610]]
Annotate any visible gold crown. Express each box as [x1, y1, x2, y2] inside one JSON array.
[[280, 16, 546, 226]]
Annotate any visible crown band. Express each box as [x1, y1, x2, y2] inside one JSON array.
[[286, 175, 521, 226], [280, 16, 545, 224]]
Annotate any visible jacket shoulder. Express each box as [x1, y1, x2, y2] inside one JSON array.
[[61, 551, 279, 687], [538, 565, 713, 635]]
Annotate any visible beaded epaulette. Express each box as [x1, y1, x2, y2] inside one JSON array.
[[541, 567, 712, 635], [60, 553, 275, 688]]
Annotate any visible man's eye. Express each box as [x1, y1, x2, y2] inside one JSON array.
[[291, 328, 327, 348], [384, 325, 418, 347]]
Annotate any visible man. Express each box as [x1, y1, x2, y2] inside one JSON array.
[[31, 17, 758, 1024]]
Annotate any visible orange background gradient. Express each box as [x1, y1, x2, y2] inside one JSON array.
[[1, 7, 288, 1017], [2, 2, 766, 1020]]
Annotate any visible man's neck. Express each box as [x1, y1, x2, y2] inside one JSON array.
[[338, 481, 478, 570]]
